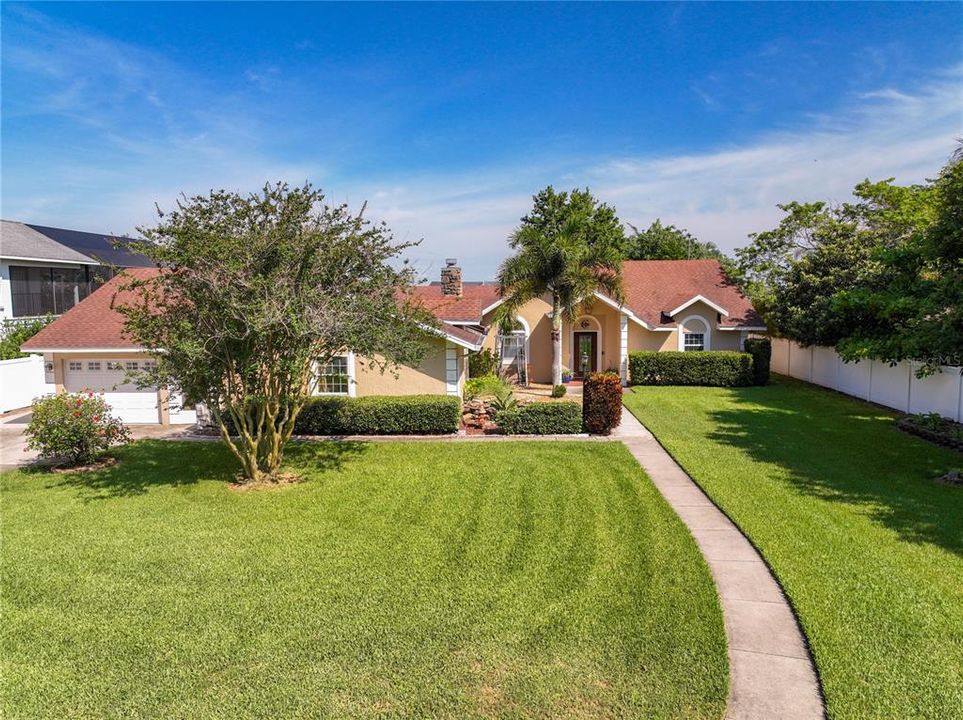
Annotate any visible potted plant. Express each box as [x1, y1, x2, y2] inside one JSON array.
[[561, 366, 573, 383]]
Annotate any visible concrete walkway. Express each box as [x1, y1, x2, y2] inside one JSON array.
[[614, 409, 824, 720]]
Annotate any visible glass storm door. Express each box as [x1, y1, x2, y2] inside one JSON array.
[[573, 332, 597, 377]]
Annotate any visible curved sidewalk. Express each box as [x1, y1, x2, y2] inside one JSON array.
[[614, 410, 824, 720]]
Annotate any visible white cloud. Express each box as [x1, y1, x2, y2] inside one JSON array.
[[3, 6, 960, 279], [346, 70, 961, 278]]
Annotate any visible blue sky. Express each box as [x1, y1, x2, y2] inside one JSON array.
[[3, 2, 961, 278]]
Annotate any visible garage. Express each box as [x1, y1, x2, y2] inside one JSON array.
[[63, 359, 161, 424]]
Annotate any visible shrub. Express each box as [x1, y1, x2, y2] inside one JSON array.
[[743, 337, 772, 386], [551, 384, 567, 398], [489, 388, 518, 413], [628, 351, 753, 387], [25, 391, 131, 466], [897, 413, 963, 451], [464, 374, 509, 400], [0, 316, 54, 360], [496, 401, 582, 435], [582, 372, 623, 435], [468, 348, 499, 378], [294, 395, 461, 435]]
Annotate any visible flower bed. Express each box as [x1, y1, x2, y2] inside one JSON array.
[[897, 413, 963, 452]]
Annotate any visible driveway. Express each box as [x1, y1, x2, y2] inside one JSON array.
[[0, 408, 189, 471]]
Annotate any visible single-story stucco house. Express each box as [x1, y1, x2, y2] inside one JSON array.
[[21, 258, 764, 425]]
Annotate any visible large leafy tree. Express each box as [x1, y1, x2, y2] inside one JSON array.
[[496, 186, 625, 385], [624, 219, 727, 262], [119, 183, 435, 482], [834, 158, 963, 373], [735, 160, 961, 375]]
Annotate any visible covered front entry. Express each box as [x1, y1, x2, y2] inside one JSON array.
[[572, 331, 598, 378]]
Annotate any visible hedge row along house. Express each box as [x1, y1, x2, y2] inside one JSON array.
[[21, 258, 765, 425]]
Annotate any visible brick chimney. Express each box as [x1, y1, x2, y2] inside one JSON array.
[[441, 258, 463, 297]]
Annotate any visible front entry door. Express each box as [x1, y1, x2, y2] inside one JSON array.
[[573, 332, 598, 378]]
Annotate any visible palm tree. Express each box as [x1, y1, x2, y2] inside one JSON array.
[[496, 187, 625, 386]]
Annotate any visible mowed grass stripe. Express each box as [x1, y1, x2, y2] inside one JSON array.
[[624, 378, 963, 720], [3, 440, 727, 719]]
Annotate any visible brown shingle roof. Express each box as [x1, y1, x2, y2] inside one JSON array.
[[618, 259, 763, 328], [405, 282, 501, 322], [21, 268, 487, 351], [21, 259, 762, 351], [21, 268, 159, 350]]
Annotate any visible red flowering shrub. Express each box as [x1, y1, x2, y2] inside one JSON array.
[[582, 372, 623, 435], [25, 391, 130, 466]]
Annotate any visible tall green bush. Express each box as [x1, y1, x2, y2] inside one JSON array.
[[468, 349, 498, 378], [743, 338, 771, 385], [582, 372, 623, 435], [629, 351, 753, 387], [0, 317, 54, 360]]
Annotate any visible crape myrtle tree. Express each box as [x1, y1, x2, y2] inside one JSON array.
[[496, 187, 625, 386], [119, 183, 436, 482]]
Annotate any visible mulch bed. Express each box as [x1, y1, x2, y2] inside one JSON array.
[[48, 457, 119, 474], [896, 416, 963, 452], [229, 472, 304, 491]]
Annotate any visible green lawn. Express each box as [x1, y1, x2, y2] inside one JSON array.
[[623, 377, 963, 720], [2, 440, 727, 719]]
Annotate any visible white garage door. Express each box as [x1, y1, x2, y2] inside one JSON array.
[[63, 359, 160, 424]]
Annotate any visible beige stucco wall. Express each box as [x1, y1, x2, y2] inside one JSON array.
[[628, 324, 677, 352], [481, 295, 556, 384], [353, 337, 452, 396]]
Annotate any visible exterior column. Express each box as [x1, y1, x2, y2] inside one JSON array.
[[619, 314, 629, 386]]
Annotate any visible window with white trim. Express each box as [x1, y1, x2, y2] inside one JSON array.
[[318, 356, 350, 394], [683, 333, 705, 352]]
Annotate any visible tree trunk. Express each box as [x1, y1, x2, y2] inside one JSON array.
[[551, 294, 562, 386]]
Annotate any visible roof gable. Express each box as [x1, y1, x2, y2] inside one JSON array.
[[618, 259, 762, 329]]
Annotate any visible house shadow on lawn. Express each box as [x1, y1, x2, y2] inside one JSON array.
[[705, 384, 963, 556], [39, 439, 368, 501]]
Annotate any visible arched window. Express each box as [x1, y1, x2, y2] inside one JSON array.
[[678, 315, 711, 352]]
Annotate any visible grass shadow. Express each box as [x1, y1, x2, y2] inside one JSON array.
[[38, 438, 369, 501], [705, 378, 963, 555]]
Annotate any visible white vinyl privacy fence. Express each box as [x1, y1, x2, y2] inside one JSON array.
[[771, 338, 963, 422], [0, 355, 54, 413]]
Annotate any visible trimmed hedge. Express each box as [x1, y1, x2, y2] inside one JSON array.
[[294, 395, 461, 435], [743, 337, 771, 386], [583, 372, 623, 435], [496, 401, 582, 435], [628, 351, 753, 387]]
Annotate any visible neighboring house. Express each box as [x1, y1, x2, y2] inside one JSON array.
[[0, 220, 151, 323], [20, 258, 763, 425]]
